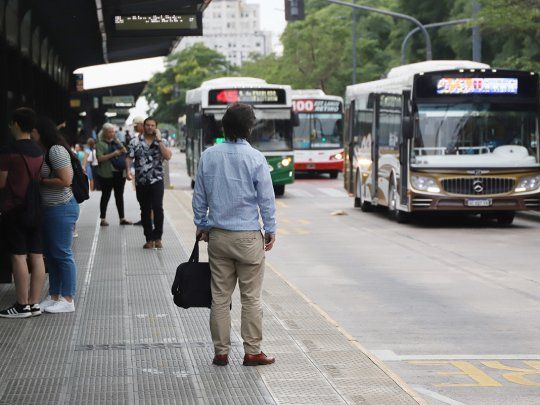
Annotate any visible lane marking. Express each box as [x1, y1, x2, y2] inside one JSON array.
[[410, 361, 502, 387], [287, 188, 314, 198], [277, 228, 290, 235], [411, 386, 467, 405], [276, 201, 288, 208], [318, 187, 348, 197], [372, 350, 540, 361], [266, 262, 427, 405]]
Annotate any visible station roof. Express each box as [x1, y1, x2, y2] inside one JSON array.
[[32, 0, 211, 70]]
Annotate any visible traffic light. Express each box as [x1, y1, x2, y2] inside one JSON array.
[[285, 0, 305, 21]]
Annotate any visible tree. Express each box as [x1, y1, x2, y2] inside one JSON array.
[[143, 44, 233, 124]]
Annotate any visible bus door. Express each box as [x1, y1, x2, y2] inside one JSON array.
[[400, 90, 412, 206], [344, 100, 355, 193], [371, 95, 380, 202]]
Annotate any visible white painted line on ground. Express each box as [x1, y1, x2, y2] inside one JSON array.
[[287, 188, 314, 198], [372, 350, 540, 361], [412, 386, 467, 405], [318, 187, 348, 197]]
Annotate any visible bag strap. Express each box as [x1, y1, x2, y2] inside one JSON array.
[[188, 240, 200, 263]]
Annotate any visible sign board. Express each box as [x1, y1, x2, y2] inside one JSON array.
[[208, 88, 287, 106], [292, 99, 342, 113], [113, 13, 202, 37], [102, 96, 135, 107], [106, 108, 131, 115]]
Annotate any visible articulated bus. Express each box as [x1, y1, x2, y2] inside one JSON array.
[[344, 60, 540, 224], [292, 90, 344, 178], [185, 77, 295, 196]]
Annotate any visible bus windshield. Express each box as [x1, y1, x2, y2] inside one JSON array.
[[293, 113, 343, 149], [250, 119, 293, 152], [413, 103, 540, 167]]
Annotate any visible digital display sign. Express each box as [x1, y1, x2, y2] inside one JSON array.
[[436, 78, 519, 95], [113, 13, 202, 36], [208, 89, 287, 105], [292, 99, 342, 113]]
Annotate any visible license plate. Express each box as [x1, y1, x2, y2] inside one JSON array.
[[306, 164, 316, 169], [465, 198, 492, 207]]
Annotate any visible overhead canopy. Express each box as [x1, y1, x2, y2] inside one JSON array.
[[32, 0, 211, 70]]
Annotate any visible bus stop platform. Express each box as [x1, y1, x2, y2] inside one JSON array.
[[0, 187, 424, 405]]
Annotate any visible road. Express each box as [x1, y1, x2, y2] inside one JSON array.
[[169, 153, 540, 405]]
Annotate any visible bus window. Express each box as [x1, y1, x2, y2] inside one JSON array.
[[379, 111, 401, 150], [251, 120, 292, 151]]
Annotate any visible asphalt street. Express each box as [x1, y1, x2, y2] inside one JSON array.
[[169, 153, 540, 405]]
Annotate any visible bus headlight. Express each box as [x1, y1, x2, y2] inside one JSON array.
[[268, 165, 274, 172], [281, 157, 292, 167], [330, 152, 343, 161], [411, 175, 440, 193], [515, 175, 540, 192]]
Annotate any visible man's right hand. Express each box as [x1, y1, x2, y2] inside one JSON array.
[[264, 233, 276, 251]]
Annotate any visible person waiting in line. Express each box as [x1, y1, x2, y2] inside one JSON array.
[[85, 138, 98, 191], [192, 103, 277, 367], [131, 116, 145, 226], [0, 108, 46, 318], [96, 123, 132, 226], [126, 117, 172, 250], [33, 117, 80, 314]]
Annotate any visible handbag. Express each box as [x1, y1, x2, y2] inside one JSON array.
[[109, 142, 127, 171], [171, 240, 212, 309]]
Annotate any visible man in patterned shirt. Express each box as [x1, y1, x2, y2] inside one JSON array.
[[126, 117, 172, 249]]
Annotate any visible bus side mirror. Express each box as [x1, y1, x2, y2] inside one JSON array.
[[402, 116, 413, 140], [193, 113, 203, 128], [292, 112, 300, 127]]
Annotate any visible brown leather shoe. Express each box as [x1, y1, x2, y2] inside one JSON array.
[[212, 354, 228, 366], [143, 241, 155, 249], [243, 352, 275, 366], [154, 240, 163, 250]]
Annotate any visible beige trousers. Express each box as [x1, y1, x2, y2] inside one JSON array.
[[208, 229, 265, 355]]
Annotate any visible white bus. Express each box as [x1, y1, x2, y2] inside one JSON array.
[[185, 77, 296, 196], [344, 60, 540, 224], [292, 90, 344, 178]]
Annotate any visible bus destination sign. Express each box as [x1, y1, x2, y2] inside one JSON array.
[[208, 89, 287, 105], [293, 99, 342, 113], [436, 77, 518, 95]]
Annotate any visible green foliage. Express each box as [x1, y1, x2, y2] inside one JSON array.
[[143, 44, 233, 124]]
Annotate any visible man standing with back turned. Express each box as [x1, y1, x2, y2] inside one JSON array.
[[192, 103, 277, 367]]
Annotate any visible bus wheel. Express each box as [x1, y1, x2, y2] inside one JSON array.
[[191, 180, 195, 190], [355, 177, 372, 211], [496, 212, 515, 226], [329, 171, 339, 179], [274, 185, 285, 197], [388, 182, 409, 223]]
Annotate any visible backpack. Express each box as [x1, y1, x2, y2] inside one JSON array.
[[19, 154, 42, 228], [46, 146, 90, 204]]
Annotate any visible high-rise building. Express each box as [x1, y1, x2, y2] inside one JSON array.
[[175, 0, 273, 66]]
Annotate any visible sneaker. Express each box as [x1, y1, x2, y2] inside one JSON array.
[[40, 296, 61, 309], [30, 304, 42, 317], [154, 240, 163, 250], [120, 219, 133, 225], [100, 219, 109, 227], [45, 300, 75, 314], [143, 241, 155, 250], [73, 232, 79, 238], [0, 303, 32, 319]]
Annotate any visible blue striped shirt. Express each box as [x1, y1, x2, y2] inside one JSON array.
[[192, 140, 277, 234]]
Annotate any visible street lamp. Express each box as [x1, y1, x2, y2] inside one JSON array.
[[400, 19, 473, 65], [326, 0, 432, 60]]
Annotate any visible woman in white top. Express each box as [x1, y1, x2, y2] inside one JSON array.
[[34, 117, 80, 314]]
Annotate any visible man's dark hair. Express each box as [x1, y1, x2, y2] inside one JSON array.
[[144, 117, 158, 127], [222, 103, 256, 142], [11, 107, 36, 133]]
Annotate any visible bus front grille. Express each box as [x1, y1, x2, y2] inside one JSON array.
[[441, 177, 515, 195], [524, 198, 540, 208]]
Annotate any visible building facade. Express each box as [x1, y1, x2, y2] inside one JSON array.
[[175, 0, 272, 66]]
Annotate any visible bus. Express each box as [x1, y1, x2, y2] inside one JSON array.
[[185, 77, 295, 196], [292, 90, 344, 178], [344, 60, 540, 224]]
